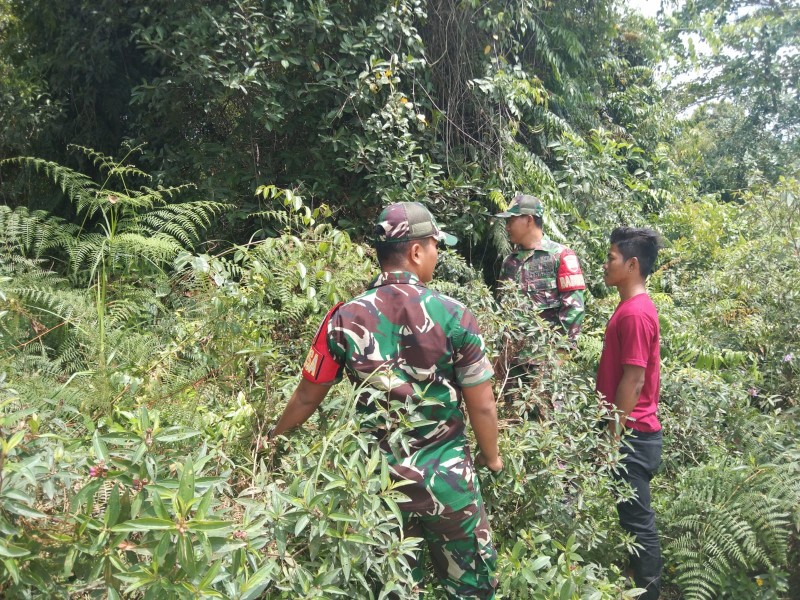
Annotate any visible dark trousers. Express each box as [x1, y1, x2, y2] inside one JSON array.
[[615, 429, 663, 600]]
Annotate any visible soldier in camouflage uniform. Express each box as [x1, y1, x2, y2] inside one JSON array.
[[270, 202, 502, 599], [495, 193, 586, 342]]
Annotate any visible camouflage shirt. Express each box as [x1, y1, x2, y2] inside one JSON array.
[[499, 238, 586, 341], [325, 271, 494, 514]]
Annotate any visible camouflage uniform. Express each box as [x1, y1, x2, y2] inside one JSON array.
[[499, 238, 586, 341], [495, 194, 586, 342], [300, 203, 498, 598]]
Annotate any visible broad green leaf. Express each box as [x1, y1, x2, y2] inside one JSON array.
[[344, 534, 376, 545], [100, 432, 140, 444], [530, 556, 550, 570], [294, 514, 310, 536], [6, 501, 45, 519], [111, 518, 175, 532], [187, 519, 233, 533], [198, 559, 223, 590], [240, 562, 276, 600], [0, 540, 30, 558], [153, 428, 200, 443], [178, 534, 196, 577], [1, 558, 20, 584], [150, 489, 170, 520], [323, 480, 347, 491], [138, 406, 151, 431], [153, 533, 171, 568], [178, 457, 195, 507], [195, 487, 213, 520], [328, 513, 357, 523], [129, 443, 147, 465], [119, 573, 158, 593], [92, 431, 110, 462], [105, 484, 121, 528], [383, 497, 403, 525], [3, 430, 25, 454], [63, 547, 77, 576]]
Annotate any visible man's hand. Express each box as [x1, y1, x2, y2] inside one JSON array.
[[271, 379, 331, 437], [476, 451, 503, 473], [253, 427, 276, 455], [463, 380, 502, 473]]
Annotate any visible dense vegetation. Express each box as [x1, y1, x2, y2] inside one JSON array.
[[0, 0, 798, 598]]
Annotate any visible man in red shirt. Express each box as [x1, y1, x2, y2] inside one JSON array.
[[596, 226, 663, 600]]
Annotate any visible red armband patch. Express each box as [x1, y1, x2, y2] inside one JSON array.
[[557, 249, 586, 292], [302, 302, 344, 384]]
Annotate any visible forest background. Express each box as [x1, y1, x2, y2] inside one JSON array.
[[0, 0, 798, 598]]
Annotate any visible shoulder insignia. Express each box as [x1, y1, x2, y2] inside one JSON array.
[[303, 347, 323, 379], [557, 249, 586, 292], [301, 302, 345, 384]]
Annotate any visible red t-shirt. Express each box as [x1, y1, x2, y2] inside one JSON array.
[[596, 293, 661, 432]]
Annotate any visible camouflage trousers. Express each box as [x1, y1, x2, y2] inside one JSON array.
[[403, 494, 497, 599]]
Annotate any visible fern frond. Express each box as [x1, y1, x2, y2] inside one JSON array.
[[138, 184, 197, 200], [68, 144, 152, 181], [105, 285, 165, 328], [70, 234, 107, 279], [107, 233, 183, 268], [5, 286, 83, 323], [104, 327, 162, 372], [664, 463, 796, 600], [0, 156, 98, 208], [11, 350, 66, 378], [0, 205, 75, 258], [134, 201, 229, 247], [53, 333, 88, 373], [0, 255, 62, 281], [78, 190, 140, 221]]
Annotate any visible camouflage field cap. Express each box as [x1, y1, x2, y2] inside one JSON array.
[[375, 202, 457, 245], [495, 193, 544, 218]]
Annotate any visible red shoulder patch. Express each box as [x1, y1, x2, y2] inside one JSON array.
[[301, 302, 345, 384], [557, 249, 586, 292]]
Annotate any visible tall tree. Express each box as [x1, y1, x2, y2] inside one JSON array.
[[664, 0, 800, 191]]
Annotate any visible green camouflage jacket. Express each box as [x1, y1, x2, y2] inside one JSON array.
[[499, 238, 586, 341], [321, 271, 494, 514]]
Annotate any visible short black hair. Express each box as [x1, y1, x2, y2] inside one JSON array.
[[610, 227, 661, 277], [533, 215, 543, 229], [374, 239, 413, 267]]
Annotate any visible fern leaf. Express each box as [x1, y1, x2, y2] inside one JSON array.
[[0, 156, 98, 208]]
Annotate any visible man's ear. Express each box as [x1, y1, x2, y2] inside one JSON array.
[[408, 240, 424, 266], [627, 256, 640, 274]]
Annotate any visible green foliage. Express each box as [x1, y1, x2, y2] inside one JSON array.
[[496, 530, 638, 599], [664, 0, 800, 190], [0, 146, 231, 414], [0, 205, 76, 261], [661, 462, 799, 600], [0, 381, 418, 598], [657, 178, 800, 403], [1, 145, 227, 283], [0, 0, 679, 260]]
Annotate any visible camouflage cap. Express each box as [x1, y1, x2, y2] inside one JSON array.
[[374, 202, 457, 245], [495, 194, 544, 218]]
